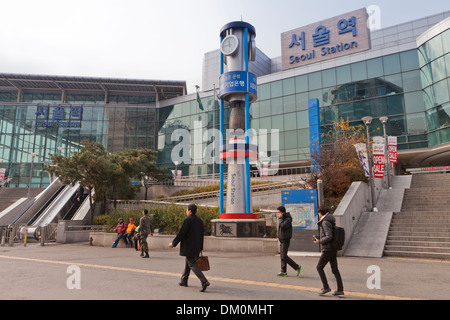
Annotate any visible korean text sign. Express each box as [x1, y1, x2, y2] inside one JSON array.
[[281, 8, 371, 71]]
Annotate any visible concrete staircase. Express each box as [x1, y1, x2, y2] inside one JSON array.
[[384, 173, 450, 259], [0, 188, 43, 212]]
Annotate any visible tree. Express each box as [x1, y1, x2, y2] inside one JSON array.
[[308, 118, 367, 198], [45, 140, 171, 222]]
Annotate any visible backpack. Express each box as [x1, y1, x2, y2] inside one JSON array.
[[320, 222, 345, 251], [331, 225, 345, 251]]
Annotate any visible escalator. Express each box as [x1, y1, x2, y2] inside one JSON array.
[[0, 178, 65, 227], [23, 183, 80, 240]]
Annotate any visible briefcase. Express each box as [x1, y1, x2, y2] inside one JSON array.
[[196, 252, 210, 271]]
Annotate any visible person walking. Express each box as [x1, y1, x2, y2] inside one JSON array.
[[276, 206, 302, 277], [313, 207, 344, 296], [139, 209, 154, 258], [169, 204, 210, 292]]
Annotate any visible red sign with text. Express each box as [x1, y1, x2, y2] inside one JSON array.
[[373, 144, 385, 178], [388, 136, 397, 163]]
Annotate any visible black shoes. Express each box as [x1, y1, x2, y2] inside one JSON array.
[[200, 281, 210, 292]]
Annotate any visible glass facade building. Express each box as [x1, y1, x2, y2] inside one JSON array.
[[1, 9, 450, 187], [0, 75, 185, 187]]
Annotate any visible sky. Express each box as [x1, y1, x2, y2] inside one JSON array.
[[0, 0, 448, 94]]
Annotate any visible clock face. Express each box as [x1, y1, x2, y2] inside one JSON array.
[[221, 35, 239, 56]]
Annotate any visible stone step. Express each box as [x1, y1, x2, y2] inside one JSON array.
[[393, 211, 450, 216], [386, 240, 450, 248], [385, 244, 450, 254], [388, 226, 450, 232], [388, 231, 450, 237], [387, 235, 450, 242], [383, 250, 450, 260]]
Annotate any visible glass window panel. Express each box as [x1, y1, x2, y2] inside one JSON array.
[[284, 112, 297, 131], [428, 131, 440, 146], [282, 78, 295, 96], [402, 70, 422, 92], [250, 101, 259, 118], [284, 131, 298, 149], [404, 91, 425, 113], [428, 34, 444, 61], [367, 57, 384, 78], [442, 29, 450, 54], [423, 86, 436, 109], [439, 127, 450, 144], [406, 112, 427, 134], [384, 74, 403, 93], [383, 54, 401, 75], [433, 80, 449, 105], [351, 61, 367, 82], [271, 81, 283, 98], [431, 56, 447, 82], [437, 103, 450, 128], [271, 114, 283, 130], [258, 83, 271, 100], [336, 65, 351, 85], [426, 107, 438, 131], [297, 128, 310, 148], [338, 103, 354, 121], [408, 134, 427, 142], [387, 94, 405, 115], [388, 115, 406, 136], [271, 98, 283, 116], [308, 72, 322, 90], [400, 50, 420, 72], [370, 97, 387, 117], [259, 100, 271, 117], [283, 95, 296, 113], [295, 92, 309, 111], [445, 53, 450, 78], [259, 116, 271, 130], [295, 75, 308, 93], [322, 68, 336, 87], [297, 110, 309, 128], [354, 100, 370, 120]]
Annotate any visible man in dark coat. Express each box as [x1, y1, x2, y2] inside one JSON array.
[[277, 206, 302, 277], [313, 207, 344, 296], [169, 204, 210, 292]]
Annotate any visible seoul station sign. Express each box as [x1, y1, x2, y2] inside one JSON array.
[[281, 8, 371, 71]]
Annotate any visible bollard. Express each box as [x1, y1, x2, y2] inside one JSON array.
[[40, 227, 45, 246], [1, 228, 5, 247], [317, 179, 324, 208], [23, 228, 28, 247]]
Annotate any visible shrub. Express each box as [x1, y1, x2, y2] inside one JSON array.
[[95, 204, 220, 235]]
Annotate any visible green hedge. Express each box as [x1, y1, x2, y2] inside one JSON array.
[[95, 204, 220, 235]]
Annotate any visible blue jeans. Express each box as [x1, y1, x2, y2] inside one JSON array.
[[114, 233, 125, 245]]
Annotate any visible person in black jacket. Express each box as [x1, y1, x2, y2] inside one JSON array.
[[277, 206, 302, 277], [313, 207, 344, 296], [169, 204, 210, 292]]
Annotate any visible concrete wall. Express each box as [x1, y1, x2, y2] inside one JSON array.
[[57, 220, 92, 243], [333, 181, 370, 254], [89, 232, 278, 254]]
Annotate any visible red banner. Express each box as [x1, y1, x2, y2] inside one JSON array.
[[388, 136, 397, 163], [373, 144, 385, 179]]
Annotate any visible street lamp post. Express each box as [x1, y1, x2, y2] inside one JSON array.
[[379, 116, 391, 189], [27, 153, 36, 198], [362, 116, 377, 212]]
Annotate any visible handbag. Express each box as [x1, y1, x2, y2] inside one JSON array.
[[196, 252, 210, 272]]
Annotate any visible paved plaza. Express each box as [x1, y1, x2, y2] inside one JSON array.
[[0, 242, 449, 302]]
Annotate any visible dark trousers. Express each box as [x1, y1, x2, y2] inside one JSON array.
[[280, 240, 299, 273], [316, 250, 344, 291], [181, 256, 208, 285]]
